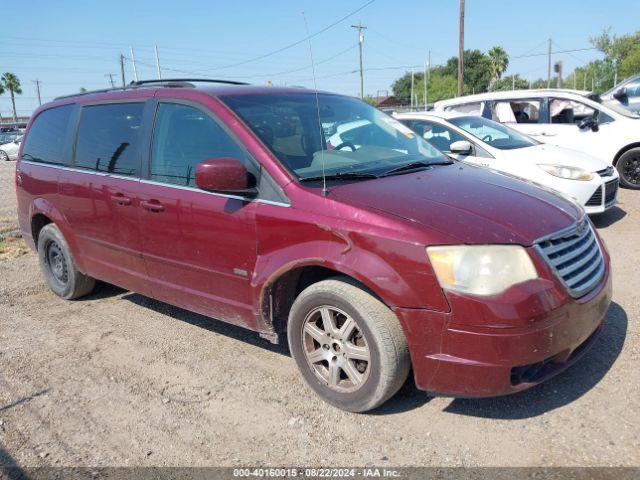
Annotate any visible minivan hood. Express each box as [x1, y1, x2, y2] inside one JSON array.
[[330, 163, 583, 246], [506, 144, 608, 171]]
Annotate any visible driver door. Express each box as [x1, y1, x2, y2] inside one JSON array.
[[137, 100, 260, 328]]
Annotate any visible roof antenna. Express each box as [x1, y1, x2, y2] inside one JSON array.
[[302, 11, 328, 196]]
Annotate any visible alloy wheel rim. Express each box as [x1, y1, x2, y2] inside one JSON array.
[[46, 241, 68, 285], [622, 156, 640, 185], [0, 151, 7, 161], [302, 306, 371, 393]]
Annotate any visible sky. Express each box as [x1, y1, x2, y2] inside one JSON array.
[[2, 0, 638, 117]]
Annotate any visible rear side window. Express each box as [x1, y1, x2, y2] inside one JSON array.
[[22, 104, 73, 165], [74, 103, 144, 176], [444, 102, 483, 116], [492, 100, 541, 124], [150, 103, 246, 186]]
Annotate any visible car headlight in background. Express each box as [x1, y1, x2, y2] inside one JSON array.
[[538, 164, 594, 181], [426, 245, 538, 296]]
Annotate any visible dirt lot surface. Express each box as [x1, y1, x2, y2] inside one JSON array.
[[1, 159, 638, 468]]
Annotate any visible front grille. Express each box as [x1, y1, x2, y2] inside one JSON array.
[[604, 179, 618, 204], [536, 219, 605, 298], [596, 166, 614, 177], [585, 187, 602, 206]]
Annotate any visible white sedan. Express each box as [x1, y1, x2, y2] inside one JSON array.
[[0, 135, 22, 161], [394, 112, 619, 215]]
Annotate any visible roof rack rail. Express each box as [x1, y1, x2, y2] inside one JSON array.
[[54, 78, 249, 101], [54, 87, 126, 100], [129, 78, 249, 86]]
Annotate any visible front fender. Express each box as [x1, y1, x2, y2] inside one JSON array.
[[253, 204, 450, 328]]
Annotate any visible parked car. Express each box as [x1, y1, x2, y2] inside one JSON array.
[[0, 131, 21, 144], [394, 112, 619, 215], [16, 80, 611, 412], [0, 135, 22, 161], [434, 89, 640, 189], [601, 75, 640, 115]]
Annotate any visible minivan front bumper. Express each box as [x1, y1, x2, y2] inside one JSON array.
[[394, 255, 612, 397]]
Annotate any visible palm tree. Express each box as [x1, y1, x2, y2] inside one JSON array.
[[1, 73, 22, 122], [488, 46, 509, 91]]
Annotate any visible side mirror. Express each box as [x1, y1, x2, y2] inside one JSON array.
[[195, 157, 256, 196], [577, 117, 599, 132], [449, 140, 473, 155], [613, 87, 627, 100]]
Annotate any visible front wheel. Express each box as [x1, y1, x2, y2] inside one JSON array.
[[287, 277, 410, 412], [0, 150, 8, 161], [616, 147, 640, 189]]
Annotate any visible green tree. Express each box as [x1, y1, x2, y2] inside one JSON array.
[[487, 46, 509, 91], [391, 71, 425, 104], [442, 49, 492, 94], [573, 29, 640, 91], [591, 29, 640, 65], [493, 74, 529, 91], [416, 73, 457, 104], [620, 48, 640, 78], [1, 73, 22, 122]]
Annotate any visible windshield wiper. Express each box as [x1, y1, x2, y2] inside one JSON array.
[[299, 172, 379, 182], [380, 160, 451, 177]]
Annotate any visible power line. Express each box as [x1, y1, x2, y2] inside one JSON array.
[[512, 47, 597, 59], [192, 0, 376, 72]]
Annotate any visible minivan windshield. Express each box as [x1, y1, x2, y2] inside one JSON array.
[[221, 93, 450, 181], [448, 115, 538, 150]]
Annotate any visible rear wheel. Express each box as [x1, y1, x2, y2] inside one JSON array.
[[616, 147, 640, 189], [0, 150, 8, 161], [288, 277, 410, 412], [37, 223, 95, 299]]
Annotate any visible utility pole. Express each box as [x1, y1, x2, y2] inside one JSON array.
[[547, 38, 552, 88], [105, 73, 116, 88], [351, 22, 367, 100], [512, 75, 515, 90], [130, 46, 138, 82], [119, 54, 126, 88], [410, 69, 415, 109], [457, 0, 465, 96], [425, 50, 431, 109], [32, 79, 42, 106], [155, 45, 162, 80], [423, 59, 427, 110], [554, 61, 563, 88], [573, 72, 577, 89]]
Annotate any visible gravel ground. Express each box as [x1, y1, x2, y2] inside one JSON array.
[[0, 159, 638, 468]]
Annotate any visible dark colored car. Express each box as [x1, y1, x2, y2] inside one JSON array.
[[15, 80, 611, 412]]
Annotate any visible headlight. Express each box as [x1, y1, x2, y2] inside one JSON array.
[[426, 245, 538, 296], [538, 164, 593, 181]]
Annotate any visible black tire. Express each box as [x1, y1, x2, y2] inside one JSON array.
[[37, 223, 95, 300], [287, 277, 410, 413], [616, 147, 640, 189], [0, 150, 8, 162]]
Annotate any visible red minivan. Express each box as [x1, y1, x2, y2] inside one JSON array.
[[15, 80, 612, 412]]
